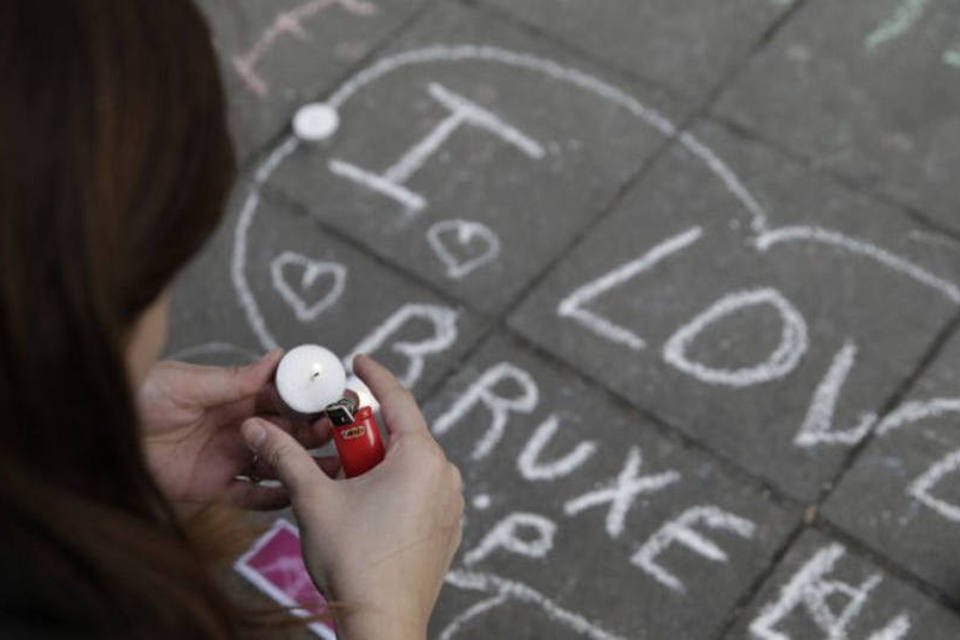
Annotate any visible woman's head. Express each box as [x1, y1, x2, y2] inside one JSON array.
[[0, 1, 240, 636]]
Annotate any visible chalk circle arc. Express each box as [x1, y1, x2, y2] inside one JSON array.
[[232, 44, 770, 352]]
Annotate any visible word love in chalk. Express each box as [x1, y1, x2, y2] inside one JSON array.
[[234, 519, 335, 640], [558, 223, 959, 452], [270, 251, 347, 322], [427, 219, 502, 280]]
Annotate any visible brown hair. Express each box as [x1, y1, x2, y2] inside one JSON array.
[[0, 1, 269, 637]]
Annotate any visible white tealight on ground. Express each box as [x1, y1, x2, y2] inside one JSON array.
[[276, 344, 346, 414], [292, 103, 340, 141]]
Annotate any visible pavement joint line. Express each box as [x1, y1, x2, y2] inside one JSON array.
[[688, 0, 811, 123], [709, 112, 960, 243], [457, 0, 692, 105], [708, 520, 807, 640], [816, 307, 960, 503], [813, 517, 960, 614]]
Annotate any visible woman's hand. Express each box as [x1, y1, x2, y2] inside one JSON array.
[[240, 355, 464, 640], [138, 350, 336, 511]]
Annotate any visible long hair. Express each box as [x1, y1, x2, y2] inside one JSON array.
[[0, 2, 255, 636]]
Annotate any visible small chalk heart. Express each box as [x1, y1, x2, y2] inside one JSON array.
[[427, 219, 501, 280], [270, 251, 347, 322]]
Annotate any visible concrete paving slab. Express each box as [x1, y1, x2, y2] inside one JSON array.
[[716, 0, 960, 233]]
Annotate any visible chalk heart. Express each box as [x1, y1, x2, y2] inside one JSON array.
[[270, 251, 347, 322], [427, 219, 502, 280]]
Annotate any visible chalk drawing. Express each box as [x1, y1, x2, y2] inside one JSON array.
[[270, 251, 347, 322], [437, 592, 509, 640], [631, 505, 756, 594], [166, 342, 261, 363], [427, 219, 502, 280], [232, 0, 378, 97], [877, 397, 960, 436], [463, 512, 557, 566], [433, 362, 539, 460], [233, 137, 300, 351], [563, 446, 681, 538], [909, 229, 960, 253], [442, 569, 627, 640], [328, 159, 426, 212], [750, 543, 911, 639], [677, 132, 769, 233], [755, 225, 960, 304], [342, 303, 459, 389], [558, 227, 704, 351], [329, 82, 543, 215], [794, 341, 877, 447], [908, 449, 960, 524], [516, 414, 598, 482], [663, 288, 809, 388], [865, 0, 931, 52]]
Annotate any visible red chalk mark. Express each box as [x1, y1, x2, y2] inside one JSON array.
[[233, 0, 379, 97], [235, 519, 336, 639]]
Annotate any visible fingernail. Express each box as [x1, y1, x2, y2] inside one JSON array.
[[242, 421, 267, 450]]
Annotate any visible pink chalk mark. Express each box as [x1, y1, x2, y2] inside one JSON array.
[[235, 519, 336, 639], [233, 0, 379, 97]]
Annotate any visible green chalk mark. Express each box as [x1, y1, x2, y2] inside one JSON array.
[[943, 49, 960, 68], [865, 0, 931, 52]]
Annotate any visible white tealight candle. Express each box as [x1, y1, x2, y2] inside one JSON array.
[[275, 345, 346, 414], [292, 103, 340, 142]]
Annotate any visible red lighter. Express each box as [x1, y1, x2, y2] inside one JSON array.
[[325, 396, 386, 478]]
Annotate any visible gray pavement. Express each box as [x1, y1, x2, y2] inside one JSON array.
[[171, 0, 960, 637]]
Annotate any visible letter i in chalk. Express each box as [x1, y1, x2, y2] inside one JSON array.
[[275, 345, 386, 478]]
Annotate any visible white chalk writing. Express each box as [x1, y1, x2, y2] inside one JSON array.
[[433, 362, 539, 460], [343, 303, 459, 389], [329, 82, 543, 214], [516, 414, 598, 482], [631, 505, 756, 594], [750, 543, 911, 639], [663, 288, 809, 388], [558, 226, 703, 351], [564, 447, 681, 538]]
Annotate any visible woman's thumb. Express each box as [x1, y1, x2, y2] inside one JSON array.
[[241, 418, 329, 499]]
